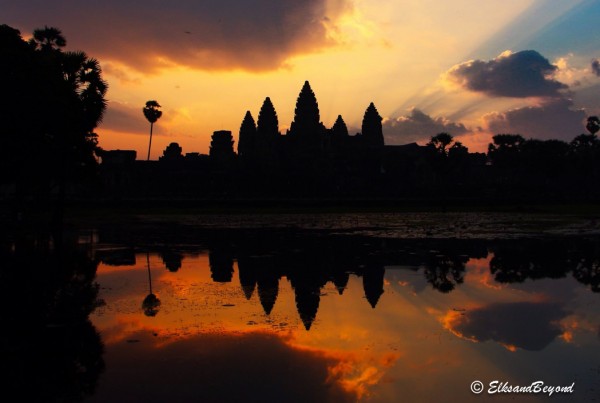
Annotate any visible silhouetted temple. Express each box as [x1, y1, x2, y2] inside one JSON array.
[[229, 81, 394, 197], [238, 81, 385, 177], [91, 81, 600, 201]]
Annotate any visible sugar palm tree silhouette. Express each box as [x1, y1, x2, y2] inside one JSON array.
[[143, 100, 162, 160], [29, 26, 66, 50], [586, 116, 600, 135], [428, 132, 454, 155]]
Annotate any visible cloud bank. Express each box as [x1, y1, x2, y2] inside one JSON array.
[[483, 98, 586, 140], [4, 0, 353, 72], [443, 50, 589, 141], [446, 50, 567, 98], [383, 108, 468, 145]]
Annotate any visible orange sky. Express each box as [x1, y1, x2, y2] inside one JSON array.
[[5, 0, 600, 158]]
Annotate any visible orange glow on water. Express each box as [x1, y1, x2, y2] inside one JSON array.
[[439, 309, 480, 343], [90, 248, 600, 401]]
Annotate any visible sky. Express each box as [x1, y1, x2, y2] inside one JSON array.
[[4, 0, 600, 158]]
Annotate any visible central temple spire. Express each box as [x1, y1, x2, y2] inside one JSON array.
[[289, 81, 322, 141]]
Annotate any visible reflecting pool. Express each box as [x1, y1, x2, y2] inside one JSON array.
[[2, 213, 599, 402]]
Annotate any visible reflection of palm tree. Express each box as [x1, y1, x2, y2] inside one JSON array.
[[143, 100, 162, 161], [142, 252, 161, 316]]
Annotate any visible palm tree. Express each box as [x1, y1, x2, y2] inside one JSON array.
[[29, 26, 66, 51], [428, 132, 454, 155], [143, 100, 162, 160], [62, 51, 108, 132], [586, 116, 600, 136]]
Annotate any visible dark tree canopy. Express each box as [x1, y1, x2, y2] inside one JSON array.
[[490, 134, 525, 151], [0, 24, 107, 199], [449, 141, 468, 157], [361, 102, 384, 147], [161, 142, 183, 161], [571, 133, 598, 151], [428, 132, 454, 155]]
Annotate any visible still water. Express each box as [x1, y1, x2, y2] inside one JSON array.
[[3, 213, 600, 402]]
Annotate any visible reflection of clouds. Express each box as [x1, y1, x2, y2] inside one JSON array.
[[557, 316, 600, 344], [327, 352, 401, 399], [560, 322, 575, 343], [91, 328, 395, 402], [442, 302, 567, 351], [469, 260, 505, 291]]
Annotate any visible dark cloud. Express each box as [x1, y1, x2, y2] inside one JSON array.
[[447, 50, 568, 98], [448, 302, 566, 351], [4, 0, 352, 72], [484, 98, 586, 140], [592, 59, 600, 77], [383, 108, 468, 145]]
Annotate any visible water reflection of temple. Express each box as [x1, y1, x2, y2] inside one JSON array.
[[95, 231, 600, 330], [232, 238, 392, 329]]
